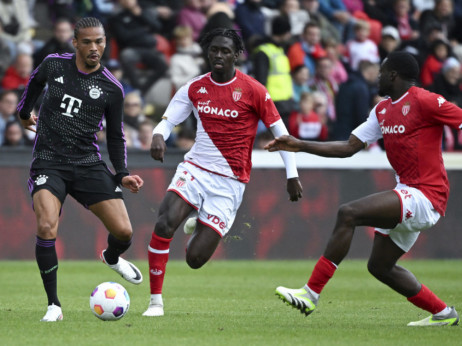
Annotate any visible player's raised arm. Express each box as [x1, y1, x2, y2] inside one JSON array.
[[265, 134, 365, 158]]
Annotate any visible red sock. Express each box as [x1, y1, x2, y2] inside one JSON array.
[[307, 256, 337, 294], [407, 284, 447, 314], [148, 233, 172, 294]]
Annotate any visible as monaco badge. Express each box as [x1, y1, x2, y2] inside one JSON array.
[[233, 88, 242, 102], [402, 102, 410, 116], [176, 177, 186, 188]]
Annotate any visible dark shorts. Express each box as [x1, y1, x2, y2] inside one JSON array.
[[28, 159, 123, 208]]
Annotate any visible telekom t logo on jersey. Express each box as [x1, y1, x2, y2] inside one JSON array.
[[60, 94, 82, 117]]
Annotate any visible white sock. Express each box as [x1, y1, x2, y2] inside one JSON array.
[[150, 294, 163, 305], [434, 306, 450, 317], [305, 285, 320, 300]]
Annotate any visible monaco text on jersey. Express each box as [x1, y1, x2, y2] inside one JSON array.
[[197, 101, 239, 118]]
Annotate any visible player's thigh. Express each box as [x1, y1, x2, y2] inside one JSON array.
[[32, 189, 62, 238], [71, 164, 123, 207], [89, 198, 132, 239], [342, 190, 401, 229]]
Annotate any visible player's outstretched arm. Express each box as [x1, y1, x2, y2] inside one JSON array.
[[121, 175, 144, 193], [150, 134, 167, 163], [265, 134, 365, 158]]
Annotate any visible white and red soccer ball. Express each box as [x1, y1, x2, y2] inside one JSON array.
[[89, 282, 130, 321]]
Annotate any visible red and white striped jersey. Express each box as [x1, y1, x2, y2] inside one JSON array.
[[352, 86, 462, 215], [162, 70, 281, 183]]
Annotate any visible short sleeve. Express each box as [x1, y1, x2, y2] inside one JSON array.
[[351, 105, 383, 145]]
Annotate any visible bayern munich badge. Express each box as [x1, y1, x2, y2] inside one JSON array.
[[233, 88, 242, 102], [402, 102, 410, 116], [89, 85, 103, 99]]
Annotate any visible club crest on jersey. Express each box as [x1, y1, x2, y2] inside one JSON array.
[[175, 176, 186, 188], [402, 102, 410, 116], [89, 85, 103, 99], [233, 88, 242, 102], [35, 175, 48, 186]]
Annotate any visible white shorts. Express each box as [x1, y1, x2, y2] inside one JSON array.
[[375, 184, 441, 252], [167, 161, 246, 237]]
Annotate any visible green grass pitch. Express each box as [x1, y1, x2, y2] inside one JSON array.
[[0, 260, 460, 345]]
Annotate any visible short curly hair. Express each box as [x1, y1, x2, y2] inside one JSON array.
[[199, 28, 244, 55], [385, 51, 420, 82]]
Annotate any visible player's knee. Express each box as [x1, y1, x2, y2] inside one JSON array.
[[154, 219, 175, 239], [337, 203, 357, 226], [37, 219, 58, 239], [114, 227, 133, 242], [185, 251, 208, 269]]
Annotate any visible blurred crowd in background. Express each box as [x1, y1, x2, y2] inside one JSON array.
[[1, 0, 462, 151]]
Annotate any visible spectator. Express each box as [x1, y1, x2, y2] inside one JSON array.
[[106, 59, 136, 95], [324, 37, 348, 84], [431, 57, 462, 150], [170, 25, 204, 91], [278, 0, 311, 38], [0, 0, 34, 59], [301, 0, 341, 43], [420, 38, 451, 87], [333, 60, 380, 140], [318, 0, 355, 42], [2, 120, 29, 147], [344, 19, 380, 72], [419, 0, 455, 38], [386, 0, 420, 41], [175, 126, 196, 150], [1, 53, 33, 92], [123, 91, 146, 131], [252, 15, 295, 127], [32, 18, 74, 68], [0, 89, 18, 146], [177, 0, 208, 42], [234, 0, 266, 51], [134, 119, 156, 150], [309, 57, 339, 123], [109, 0, 168, 95], [139, 0, 183, 40], [430, 56, 462, 106], [288, 91, 328, 141], [47, 0, 76, 23], [287, 22, 327, 76], [0, 35, 12, 81], [379, 25, 401, 61], [291, 64, 311, 106]]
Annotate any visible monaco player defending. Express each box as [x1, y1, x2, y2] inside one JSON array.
[[265, 51, 460, 326], [142, 28, 303, 317]]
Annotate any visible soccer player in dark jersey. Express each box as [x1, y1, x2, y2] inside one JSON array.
[[17, 17, 144, 322], [143, 28, 303, 317], [265, 51, 460, 326]]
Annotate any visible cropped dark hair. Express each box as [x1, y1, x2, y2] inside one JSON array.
[[199, 28, 244, 55], [74, 17, 104, 39], [385, 51, 420, 81]]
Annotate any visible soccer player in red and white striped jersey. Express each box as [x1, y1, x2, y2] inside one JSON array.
[[266, 51, 460, 326], [143, 28, 303, 317]]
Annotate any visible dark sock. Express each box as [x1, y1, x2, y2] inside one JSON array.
[[36, 236, 60, 307], [104, 234, 131, 265]]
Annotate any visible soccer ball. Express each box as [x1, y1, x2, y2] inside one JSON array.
[[89, 282, 130, 321]]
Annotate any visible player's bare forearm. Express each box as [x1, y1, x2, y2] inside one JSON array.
[[265, 135, 364, 158]]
